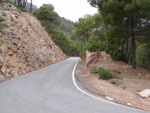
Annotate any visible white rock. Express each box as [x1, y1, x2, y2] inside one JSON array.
[[11, 70, 18, 77], [138, 89, 150, 98], [105, 96, 114, 101], [127, 103, 132, 106]]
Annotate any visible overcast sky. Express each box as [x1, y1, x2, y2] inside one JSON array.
[[32, 0, 98, 22]]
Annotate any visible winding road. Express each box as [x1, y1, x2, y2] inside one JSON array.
[[0, 58, 148, 113]]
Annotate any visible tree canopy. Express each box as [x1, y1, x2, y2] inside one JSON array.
[[87, 0, 150, 69]]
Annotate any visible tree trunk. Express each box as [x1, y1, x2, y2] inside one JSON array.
[[14, 0, 16, 4], [126, 42, 131, 63], [131, 16, 136, 69], [30, 0, 32, 12], [23, 0, 27, 8], [125, 36, 129, 62], [17, 0, 27, 8], [18, 0, 22, 7], [121, 37, 126, 52]]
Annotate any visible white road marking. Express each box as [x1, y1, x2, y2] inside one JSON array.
[[72, 58, 145, 112]]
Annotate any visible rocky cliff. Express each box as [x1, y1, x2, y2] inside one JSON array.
[[0, 4, 66, 82]]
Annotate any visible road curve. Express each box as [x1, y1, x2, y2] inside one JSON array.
[[0, 58, 148, 113]]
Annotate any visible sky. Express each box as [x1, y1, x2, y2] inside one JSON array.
[[32, 0, 98, 22]]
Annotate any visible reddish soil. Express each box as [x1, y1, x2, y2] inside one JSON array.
[[75, 52, 150, 112]]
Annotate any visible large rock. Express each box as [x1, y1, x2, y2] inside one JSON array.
[[138, 89, 150, 98], [86, 51, 112, 67], [0, 7, 66, 82]]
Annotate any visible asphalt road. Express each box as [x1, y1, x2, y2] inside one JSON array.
[[0, 58, 148, 113]]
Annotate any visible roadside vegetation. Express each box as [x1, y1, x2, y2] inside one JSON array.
[[74, 0, 150, 70], [0, 17, 7, 31], [90, 66, 112, 80], [33, 4, 79, 56]]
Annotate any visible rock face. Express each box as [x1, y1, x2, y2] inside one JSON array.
[[0, 7, 66, 82], [86, 51, 112, 68]]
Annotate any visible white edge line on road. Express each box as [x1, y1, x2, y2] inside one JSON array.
[[72, 59, 146, 112]]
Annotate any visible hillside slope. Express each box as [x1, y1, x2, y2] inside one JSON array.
[[0, 4, 66, 82]]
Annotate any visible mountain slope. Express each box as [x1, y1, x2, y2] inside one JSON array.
[[0, 4, 66, 82]]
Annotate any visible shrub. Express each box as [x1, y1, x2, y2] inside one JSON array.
[[105, 46, 125, 61], [0, 40, 4, 46], [0, 18, 5, 22], [0, 23, 7, 30], [98, 67, 112, 79], [87, 41, 106, 52], [80, 51, 86, 58], [90, 66, 98, 74], [110, 80, 120, 85]]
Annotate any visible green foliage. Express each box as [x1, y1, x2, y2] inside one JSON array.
[[0, 40, 4, 46], [74, 15, 94, 44], [50, 30, 72, 56], [60, 17, 75, 38], [105, 46, 125, 61], [86, 39, 125, 60], [5, 0, 14, 4], [86, 38, 106, 52], [88, 0, 150, 69], [0, 23, 7, 30], [98, 67, 112, 80], [0, 18, 5, 22], [33, 4, 80, 56], [0, 17, 7, 31], [33, 4, 60, 30], [111, 80, 120, 85], [90, 66, 98, 74], [137, 43, 150, 70], [79, 51, 86, 58]]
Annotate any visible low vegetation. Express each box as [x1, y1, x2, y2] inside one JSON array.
[[0, 17, 7, 31], [110, 80, 120, 85], [89, 66, 98, 74], [98, 67, 112, 80], [0, 18, 5, 22], [90, 66, 112, 80]]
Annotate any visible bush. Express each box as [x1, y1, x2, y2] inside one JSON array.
[[110, 80, 120, 85], [90, 66, 98, 74], [105, 46, 125, 61], [87, 41, 106, 52], [80, 51, 86, 58], [98, 67, 112, 79], [0, 23, 7, 30], [86, 40, 125, 61], [0, 18, 5, 22]]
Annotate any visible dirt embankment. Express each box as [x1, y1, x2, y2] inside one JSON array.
[[0, 3, 66, 82], [76, 51, 150, 112]]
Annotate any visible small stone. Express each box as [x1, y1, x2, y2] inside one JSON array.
[[11, 70, 18, 77], [127, 103, 132, 106], [105, 96, 114, 101]]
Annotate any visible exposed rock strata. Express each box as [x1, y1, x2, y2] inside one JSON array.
[[0, 8, 66, 81]]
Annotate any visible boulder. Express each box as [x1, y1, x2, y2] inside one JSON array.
[[138, 89, 150, 98]]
